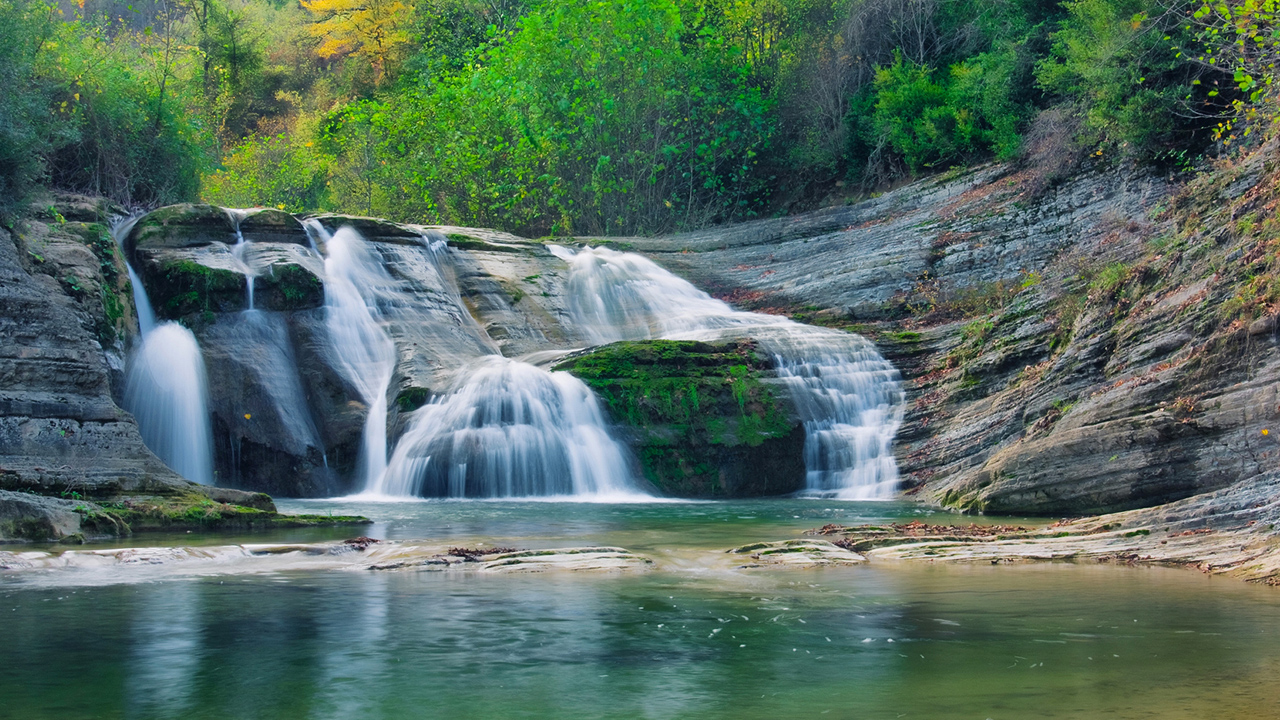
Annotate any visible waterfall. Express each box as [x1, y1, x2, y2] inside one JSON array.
[[112, 216, 215, 485], [304, 221, 641, 499], [381, 356, 638, 499], [226, 209, 256, 309], [551, 244, 904, 499], [316, 225, 398, 490]]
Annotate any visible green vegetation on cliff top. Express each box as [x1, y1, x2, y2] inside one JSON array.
[[5, 0, 1271, 233]]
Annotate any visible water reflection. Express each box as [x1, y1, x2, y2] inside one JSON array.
[[126, 581, 202, 718], [4, 563, 1280, 719]]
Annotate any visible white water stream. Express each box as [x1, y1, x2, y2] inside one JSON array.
[[381, 355, 639, 498], [312, 224, 399, 490], [226, 209, 256, 309], [112, 217, 214, 484]]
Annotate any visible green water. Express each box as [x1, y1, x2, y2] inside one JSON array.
[[3, 500, 1279, 719]]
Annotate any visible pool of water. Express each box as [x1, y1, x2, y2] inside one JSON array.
[[3, 500, 1279, 719]]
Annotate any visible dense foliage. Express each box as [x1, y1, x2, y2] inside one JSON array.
[[3, 0, 1272, 229]]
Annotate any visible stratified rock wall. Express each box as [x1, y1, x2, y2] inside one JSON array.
[[0, 196, 267, 541], [109, 156, 1278, 515], [617, 160, 1279, 517]]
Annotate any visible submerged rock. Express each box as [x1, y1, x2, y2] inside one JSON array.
[[0, 541, 649, 581], [476, 547, 653, 573], [726, 539, 867, 567]]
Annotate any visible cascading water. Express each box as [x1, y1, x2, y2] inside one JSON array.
[[550, 244, 904, 499], [316, 225, 398, 490], [112, 216, 215, 484], [381, 356, 637, 498], [226, 209, 255, 309], [306, 222, 642, 500]]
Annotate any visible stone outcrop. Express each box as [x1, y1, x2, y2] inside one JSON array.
[[60, 146, 1280, 542], [127, 210, 601, 496], [555, 339, 806, 497], [605, 159, 1277, 523], [0, 195, 285, 542]]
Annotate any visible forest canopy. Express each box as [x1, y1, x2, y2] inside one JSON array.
[[1, 0, 1272, 233]]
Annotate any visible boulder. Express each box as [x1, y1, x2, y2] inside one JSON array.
[[555, 339, 806, 497], [125, 204, 237, 254], [238, 209, 309, 245]]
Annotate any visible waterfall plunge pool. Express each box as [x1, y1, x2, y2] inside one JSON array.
[[4, 499, 1280, 718]]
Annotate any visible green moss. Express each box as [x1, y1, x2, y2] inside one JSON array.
[[260, 263, 324, 311], [155, 259, 245, 318], [396, 386, 431, 412], [556, 339, 797, 495], [445, 233, 523, 253], [0, 517, 60, 542], [89, 493, 370, 534]]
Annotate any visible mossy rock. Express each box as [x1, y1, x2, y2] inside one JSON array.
[[445, 233, 524, 253], [62, 221, 132, 343], [556, 339, 806, 498], [88, 492, 370, 534], [151, 257, 247, 319], [257, 261, 324, 311], [395, 386, 432, 412], [239, 209, 309, 245], [126, 204, 237, 254]]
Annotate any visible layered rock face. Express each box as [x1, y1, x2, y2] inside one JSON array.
[[618, 159, 1279, 519], [0, 196, 271, 541], [122, 209, 614, 496], [28, 149, 1275, 523], [123, 205, 338, 496]]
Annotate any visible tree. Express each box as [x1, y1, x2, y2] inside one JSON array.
[[302, 0, 413, 83]]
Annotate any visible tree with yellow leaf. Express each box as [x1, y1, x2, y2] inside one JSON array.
[[302, 0, 413, 83]]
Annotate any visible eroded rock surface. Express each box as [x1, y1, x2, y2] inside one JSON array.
[[0, 540, 652, 582], [0, 196, 279, 541], [726, 539, 867, 568]]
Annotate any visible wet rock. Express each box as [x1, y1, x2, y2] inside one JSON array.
[[476, 546, 653, 573], [124, 204, 236, 254], [827, 473, 1280, 584], [238, 209, 309, 245], [199, 311, 332, 497], [555, 339, 806, 497], [726, 539, 866, 567], [0, 209, 306, 537], [305, 214, 422, 245], [134, 246, 248, 319], [253, 255, 324, 312], [0, 490, 97, 542]]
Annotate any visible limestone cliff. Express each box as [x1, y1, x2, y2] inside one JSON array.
[[614, 155, 1279, 537], [0, 195, 314, 542]]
